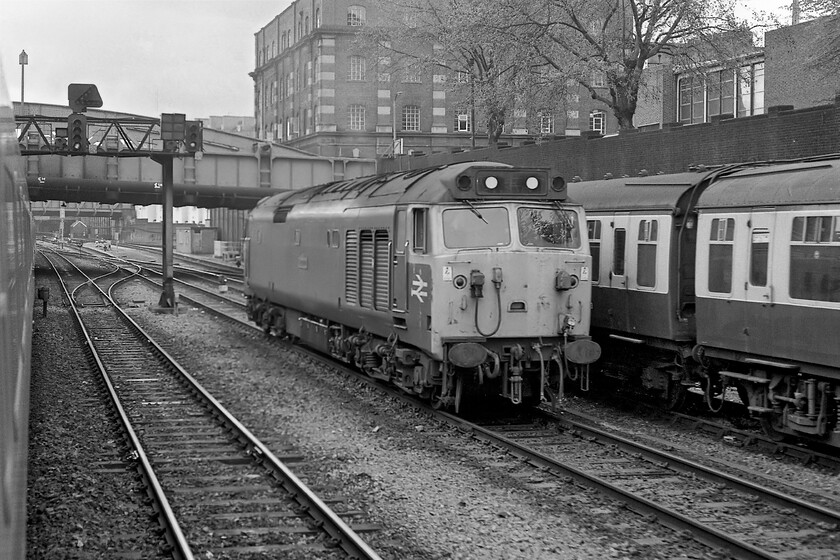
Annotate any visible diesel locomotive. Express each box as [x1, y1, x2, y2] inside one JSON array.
[[0, 61, 34, 559], [569, 156, 840, 449], [245, 162, 600, 411]]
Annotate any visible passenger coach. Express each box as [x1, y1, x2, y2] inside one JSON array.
[[569, 157, 840, 449]]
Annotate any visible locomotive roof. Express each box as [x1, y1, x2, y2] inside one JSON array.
[[251, 161, 571, 213], [255, 161, 510, 210], [696, 157, 840, 209], [566, 172, 708, 212]]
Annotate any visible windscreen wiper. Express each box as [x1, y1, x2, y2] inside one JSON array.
[[463, 200, 488, 224]]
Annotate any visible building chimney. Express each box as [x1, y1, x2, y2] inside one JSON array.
[[792, 0, 800, 24]]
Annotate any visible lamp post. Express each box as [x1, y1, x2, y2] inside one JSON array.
[[392, 91, 402, 156], [19, 50, 28, 111]]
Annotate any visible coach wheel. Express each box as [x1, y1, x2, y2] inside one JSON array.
[[662, 381, 688, 411], [759, 417, 786, 442]]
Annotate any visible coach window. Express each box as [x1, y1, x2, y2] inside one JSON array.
[[708, 218, 735, 293], [749, 228, 769, 286], [587, 220, 601, 282], [637, 220, 658, 287], [413, 208, 427, 253], [789, 216, 840, 302], [613, 228, 626, 276]]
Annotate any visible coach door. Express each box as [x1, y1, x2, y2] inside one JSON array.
[[609, 213, 630, 289], [742, 211, 776, 352], [392, 209, 408, 312], [600, 213, 631, 331]]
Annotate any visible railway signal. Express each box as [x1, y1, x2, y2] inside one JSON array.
[[160, 113, 186, 152], [54, 127, 68, 151], [184, 120, 203, 153], [67, 113, 87, 153]]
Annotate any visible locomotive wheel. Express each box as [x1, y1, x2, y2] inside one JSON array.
[[430, 375, 463, 412], [260, 313, 272, 334]]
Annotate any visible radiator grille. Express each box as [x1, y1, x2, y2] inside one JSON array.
[[344, 230, 358, 304]]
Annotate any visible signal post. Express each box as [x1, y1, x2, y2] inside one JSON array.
[[17, 84, 203, 310]]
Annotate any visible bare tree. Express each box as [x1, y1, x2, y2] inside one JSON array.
[[358, 0, 570, 146], [508, 0, 758, 129]]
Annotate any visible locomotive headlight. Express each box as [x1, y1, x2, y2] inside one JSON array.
[[484, 176, 499, 190], [525, 176, 540, 190]]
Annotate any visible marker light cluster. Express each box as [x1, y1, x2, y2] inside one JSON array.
[[453, 167, 567, 201]]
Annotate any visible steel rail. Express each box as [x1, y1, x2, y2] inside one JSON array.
[[540, 407, 840, 526], [41, 250, 196, 560], [104, 266, 382, 560], [440, 411, 793, 560]]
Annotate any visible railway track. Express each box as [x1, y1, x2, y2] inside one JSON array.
[[42, 249, 382, 559], [80, 245, 840, 560], [453, 409, 840, 560]]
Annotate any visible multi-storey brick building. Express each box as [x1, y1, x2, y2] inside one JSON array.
[[252, 0, 622, 159], [252, 2, 835, 159]]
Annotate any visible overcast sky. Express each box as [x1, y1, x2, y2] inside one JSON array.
[[1, 0, 786, 120], [1, 0, 292, 118]]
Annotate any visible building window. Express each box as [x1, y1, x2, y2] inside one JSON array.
[[402, 105, 420, 131], [455, 112, 471, 132], [348, 104, 366, 130], [591, 70, 606, 87], [678, 62, 764, 124], [737, 62, 765, 117], [589, 110, 605, 134], [349, 56, 366, 81], [348, 5, 366, 26], [539, 113, 554, 135], [402, 63, 422, 83], [315, 8, 320, 27]]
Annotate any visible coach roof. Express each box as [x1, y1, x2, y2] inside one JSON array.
[[567, 172, 707, 213], [696, 157, 840, 210]]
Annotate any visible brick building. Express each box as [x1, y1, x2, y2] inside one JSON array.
[[253, 3, 838, 159], [251, 0, 622, 159]]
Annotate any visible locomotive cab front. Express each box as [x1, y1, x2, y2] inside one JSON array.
[[402, 167, 600, 408]]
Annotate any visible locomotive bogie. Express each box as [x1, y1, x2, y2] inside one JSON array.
[[245, 163, 600, 410]]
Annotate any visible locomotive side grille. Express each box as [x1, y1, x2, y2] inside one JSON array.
[[360, 230, 375, 308], [345, 230, 359, 305], [374, 230, 390, 310]]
